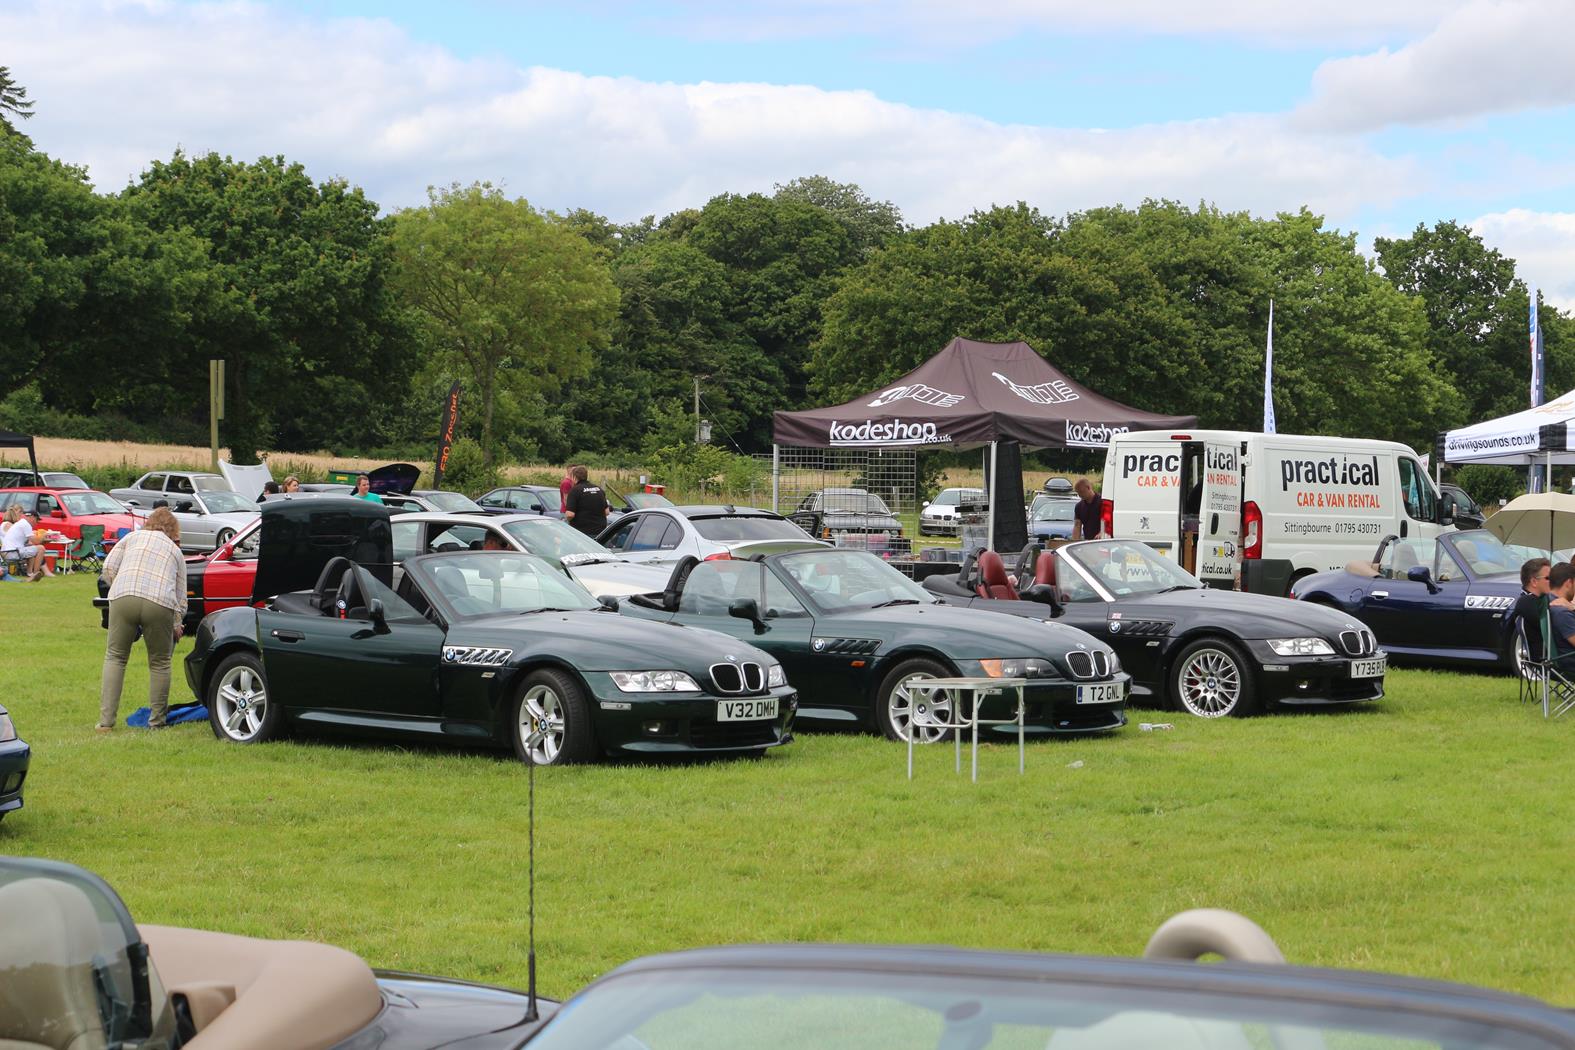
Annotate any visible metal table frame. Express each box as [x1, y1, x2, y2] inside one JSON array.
[[905, 677, 1027, 781]]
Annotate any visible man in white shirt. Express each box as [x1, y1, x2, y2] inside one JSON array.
[[1, 506, 47, 581]]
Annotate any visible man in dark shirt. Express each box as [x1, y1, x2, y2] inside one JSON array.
[[1547, 562, 1575, 667], [564, 466, 609, 537], [1504, 557, 1551, 661], [1071, 478, 1104, 541]]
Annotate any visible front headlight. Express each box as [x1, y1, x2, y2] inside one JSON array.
[[0, 711, 15, 743], [977, 658, 1057, 678], [1105, 651, 1122, 675], [1268, 637, 1336, 657], [610, 671, 702, 693], [767, 664, 786, 688]]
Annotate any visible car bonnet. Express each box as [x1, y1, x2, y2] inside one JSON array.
[[448, 613, 776, 675], [837, 602, 1112, 661]]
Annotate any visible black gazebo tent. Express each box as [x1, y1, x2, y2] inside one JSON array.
[[0, 431, 39, 480], [772, 339, 1197, 549]]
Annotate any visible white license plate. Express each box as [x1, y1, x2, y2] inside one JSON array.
[[1076, 681, 1126, 705], [717, 698, 778, 721], [1350, 656, 1386, 679]]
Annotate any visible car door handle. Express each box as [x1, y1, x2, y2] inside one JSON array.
[[271, 629, 305, 642], [1370, 591, 1388, 600]]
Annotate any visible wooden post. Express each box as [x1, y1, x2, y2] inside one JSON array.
[[209, 359, 225, 472]]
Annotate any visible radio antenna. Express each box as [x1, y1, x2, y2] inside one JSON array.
[[525, 733, 539, 1022]]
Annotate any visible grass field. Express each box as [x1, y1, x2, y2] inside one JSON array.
[[3, 572, 1571, 1004]]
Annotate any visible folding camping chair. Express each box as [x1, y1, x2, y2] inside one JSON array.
[[1514, 616, 1543, 707], [1533, 600, 1575, 719], [66, 525, 107, 575]]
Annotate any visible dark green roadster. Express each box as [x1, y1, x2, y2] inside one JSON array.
[[183, 498, 796, 763], [621, 549, 1129, 740]]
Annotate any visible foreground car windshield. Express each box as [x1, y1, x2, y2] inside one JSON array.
[[1065, 541, 1202, 597], [1450, 529, 1550, 577], [198, 490, 256, 514], [425, 491, 483, 512], [777, 549, 931, 611], [526, 965, 1563, 1050], [822, 492, 891, 514], [504, 517, 613, 564], [416, 552, 599, 616], [61, 491, 127, 516], [691, 515, 811, 542]]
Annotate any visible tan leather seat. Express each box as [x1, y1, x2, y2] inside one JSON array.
[[140, 925, 382, 1050], [0, 878, 111, 1050]]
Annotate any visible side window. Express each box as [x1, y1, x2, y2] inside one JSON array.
[[1397, 458, 1435, 522], [678, 562, 762, 616], [478, 491, 504, 508], [37, 494, 58, 516], [232, 527, 261, 561], [169, 475, 195, 494], [525, 493, 546, 513], [603, 519, 638, 551], [764, 572, 808, 618], [430, 525, 486, 552], [629, 515, 674, 552], [1058, 568, 1101, 603], [392, 521, 423, 562], [141, 474, 166, 491], [1380, 539, 1431, 580], [653, 519, 680, 551], [1434, 542, 1467, 582]]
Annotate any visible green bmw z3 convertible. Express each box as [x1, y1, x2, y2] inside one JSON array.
[[183, 498, 796, 764]]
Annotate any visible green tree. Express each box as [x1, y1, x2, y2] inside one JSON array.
[[774, 176, 904, 258], [0, 67, 33, 135], [123, 151, 412, 461], [1374, 220, 1529, 422], [390, 183, 619, 467]]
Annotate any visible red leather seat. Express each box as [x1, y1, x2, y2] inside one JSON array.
[[975, 550, 1017, 600], [1034, 550, 1057, 587]]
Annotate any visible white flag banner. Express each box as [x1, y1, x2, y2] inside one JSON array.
[[1263, 299, 1276, 434]]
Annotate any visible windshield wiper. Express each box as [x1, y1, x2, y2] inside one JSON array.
[[518, 607, 583, 616], [1154, 584, 1197, 594], [871, 598, 924, 608]]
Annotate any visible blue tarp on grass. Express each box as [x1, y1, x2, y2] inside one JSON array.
[[127, 703, 208, 728]]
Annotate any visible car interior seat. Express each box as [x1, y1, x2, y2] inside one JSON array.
[[1391, 544, 1420, 578], [333, 571, 368, 621], [975, 550, 1017, 600], [0, 876, 114, 1050]]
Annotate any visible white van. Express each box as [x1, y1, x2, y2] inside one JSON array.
[[1099, 429, 1454, 595]]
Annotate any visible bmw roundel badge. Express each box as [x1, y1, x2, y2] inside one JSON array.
[[812, 638, 826, 652]]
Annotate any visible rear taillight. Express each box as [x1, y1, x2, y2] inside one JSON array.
[[1099, 498, 1114, 539], [1242, 500, 1262, 559], [704, 551, 732, 561]]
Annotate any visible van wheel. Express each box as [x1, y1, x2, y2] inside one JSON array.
[[1170, 638, 1259, 718]]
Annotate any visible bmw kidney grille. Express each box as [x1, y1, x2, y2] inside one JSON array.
[[1338, 629, 1376, 656], [1065, 651, 1111, 680], [711, 662, 765, 694]]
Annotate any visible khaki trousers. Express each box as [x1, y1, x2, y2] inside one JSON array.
[[100, 596, 177, 728]]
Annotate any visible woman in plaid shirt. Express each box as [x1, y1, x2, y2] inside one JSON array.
[[98, 507, 188, 731]]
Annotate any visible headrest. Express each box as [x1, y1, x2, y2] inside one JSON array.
[[978, 550, 1009, 585], [662, 555, 700, 610], [1035, 549, 1057, 586]]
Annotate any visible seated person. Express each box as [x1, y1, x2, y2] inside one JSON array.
[[1504, 557, 1550, 661], [1546, 563, 1575, 667], [482, 533, 509, 552]]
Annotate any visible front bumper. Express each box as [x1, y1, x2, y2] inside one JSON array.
[[585, 677, 798, 755], [1248, 644, 1386, 708], [0, 737, 31, 816], [919, 517, 960, 535], [968, 674, 1131, 736]]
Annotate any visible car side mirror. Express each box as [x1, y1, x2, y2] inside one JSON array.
[[729, 597, 767, 634], [597, 594, 620, 612], [1437, 492, 1456, 527], [921, 500, 930, 508], [1021, 582, 1063, 615], [368, 598, 390, 634], [49, 509, 65, 519], [1406, 565, 1440, 593]]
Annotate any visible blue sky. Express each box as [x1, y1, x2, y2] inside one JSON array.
[[7, 0, 1575, 304]]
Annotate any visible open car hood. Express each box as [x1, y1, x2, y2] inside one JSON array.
[[252, 497, 394, 603], [368, 462, 420, 496]]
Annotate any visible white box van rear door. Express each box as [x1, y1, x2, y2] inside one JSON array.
[[1196, 441, 1242, 583]]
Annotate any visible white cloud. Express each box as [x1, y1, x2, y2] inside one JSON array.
[[1471, 209, 1575, 312], [1295, 0, 1575, 132], [640, 0, 1466, 47], [1, 0, 1425, 226]]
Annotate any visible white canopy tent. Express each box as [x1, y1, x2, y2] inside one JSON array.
[[1440, 389, 1575, 489]]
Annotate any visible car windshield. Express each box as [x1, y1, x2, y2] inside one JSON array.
[[198, 491, 256, 514], [820, 491, 891, 514], [626, 492, 675, 508], [193, 476, 230, 491], [0, 858, 181, 1048], [691, 515, 812, 542], [1032, 501, 1075, 522], [1064, 540, 1202, 597], [1448, 529, 1546, 577], [61, 491, 127, 516], [423, 491, 484, 513], [417, 552, 599, 617], [45, 473, 89, 489], [503, 517, 612, 567], [933, 489, 981, 507], [525, 964, 1562, 1050], [775, 549, 932, 611]]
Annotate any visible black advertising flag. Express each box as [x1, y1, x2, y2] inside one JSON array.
[[433, 382, 463, 487]]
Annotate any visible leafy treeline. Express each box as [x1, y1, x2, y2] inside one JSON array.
[[1, 73, 1569, 466]]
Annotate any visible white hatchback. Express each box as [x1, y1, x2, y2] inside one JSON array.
[[918, 488, 983, 536]]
